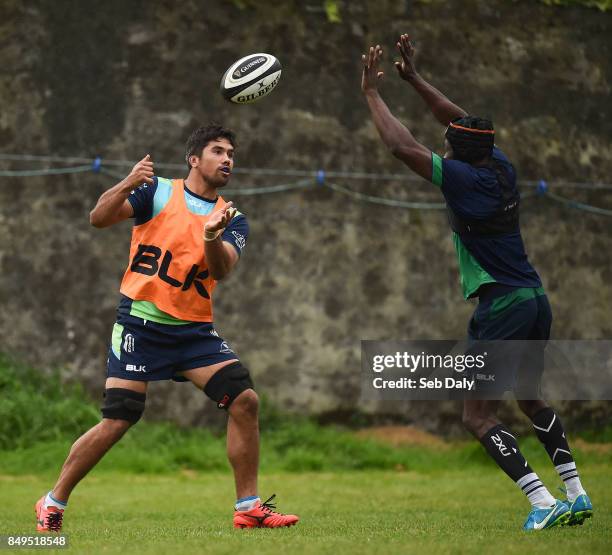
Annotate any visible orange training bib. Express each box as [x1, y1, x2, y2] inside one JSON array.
[[120, 179, 226, 322]]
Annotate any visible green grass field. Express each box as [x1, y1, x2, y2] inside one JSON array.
[[1, 464, 610, 555], [1, 357, 610, 553]]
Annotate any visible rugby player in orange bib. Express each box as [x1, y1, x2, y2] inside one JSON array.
[[35, 124, 298, 532]]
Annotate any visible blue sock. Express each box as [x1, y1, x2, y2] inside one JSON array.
[[235, 495, 259, 511]]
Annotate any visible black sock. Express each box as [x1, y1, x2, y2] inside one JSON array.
[[531, 407, 585, 500], [480, 424, 555, 507], [531, 407, 573, 465]]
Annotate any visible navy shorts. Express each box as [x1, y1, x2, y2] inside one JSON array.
[[106, 314, 239, 382], [466, 285, 552, 397]]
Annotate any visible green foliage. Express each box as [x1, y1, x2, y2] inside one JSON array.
[[576, 425, 612, 443], [0, 415, 479, 476], [538, 0, 612, 10], [1, 355, 609, 476], [0, 355, 99, 450], [0, 355, 463, 475], [324, 0, 342, 22]]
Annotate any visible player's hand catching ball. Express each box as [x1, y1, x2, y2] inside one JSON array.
[[204, 202, 237, 241], [361, 45, 384, 93], [395, 34, 418, 81], [125, 154, 154, 189]]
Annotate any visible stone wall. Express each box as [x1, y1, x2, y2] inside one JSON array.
[[1, 0, 610, 433]]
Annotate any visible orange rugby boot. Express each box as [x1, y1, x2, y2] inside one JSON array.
[[233, 494, 299, 529], [35, 495, 64, 533]]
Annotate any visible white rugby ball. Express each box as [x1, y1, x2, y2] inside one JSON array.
[[220, 53, 282, 104]]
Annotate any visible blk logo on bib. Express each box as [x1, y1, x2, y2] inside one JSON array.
[[130, 244, 210, 298]]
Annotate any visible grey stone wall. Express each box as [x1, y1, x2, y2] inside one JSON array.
[[1, 0, 610, 433]]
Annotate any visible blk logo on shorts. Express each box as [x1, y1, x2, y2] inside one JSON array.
[[126, 364, 146, 372], [123, 334, 135, 353]]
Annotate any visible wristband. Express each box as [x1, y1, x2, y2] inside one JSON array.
[[204, 229, 223, 242]]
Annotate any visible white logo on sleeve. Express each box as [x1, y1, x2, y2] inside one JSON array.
[[123, 334, 135, 353], [220, 341, 234, 354], [231, 231, 246, 250], [131, 184, 149, 195]]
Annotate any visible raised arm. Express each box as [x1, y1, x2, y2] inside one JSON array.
[[89, 155, 154, 228], [395, 34, 467, 126], [203, 203, 240, 280], [361, 45, 432, 180]]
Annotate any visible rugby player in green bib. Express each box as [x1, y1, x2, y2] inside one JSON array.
[[361, 35, 592, 530]]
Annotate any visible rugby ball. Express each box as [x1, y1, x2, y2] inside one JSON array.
[[220, 53, 282, 104]]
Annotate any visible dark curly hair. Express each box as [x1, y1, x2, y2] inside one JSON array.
[[185, 124, 236, 170], [445, 116, 494, 163]]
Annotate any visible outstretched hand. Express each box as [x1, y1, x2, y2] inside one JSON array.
[[205, 202, 236, 234], [395, 34, 418, 81], [361, 45, 384, 93]]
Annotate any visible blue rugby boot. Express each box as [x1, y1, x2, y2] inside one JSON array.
[[566, 494, 593, 526], [523, 499, 571, 530]]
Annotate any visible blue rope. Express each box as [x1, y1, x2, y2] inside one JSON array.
[[546, 192, 612, 217], [96, 169, 313, 195], [324, 181, 446, 209], [224, 178, 312, 195], [99, 167, 126, 180], [0, 165, 92, 177], [1, 154, 611, 216], [2, 152, 612, 188]]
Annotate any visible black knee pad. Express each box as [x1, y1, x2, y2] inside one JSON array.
[[203, 362, 254, 410], [101, 388, 146, 424]]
